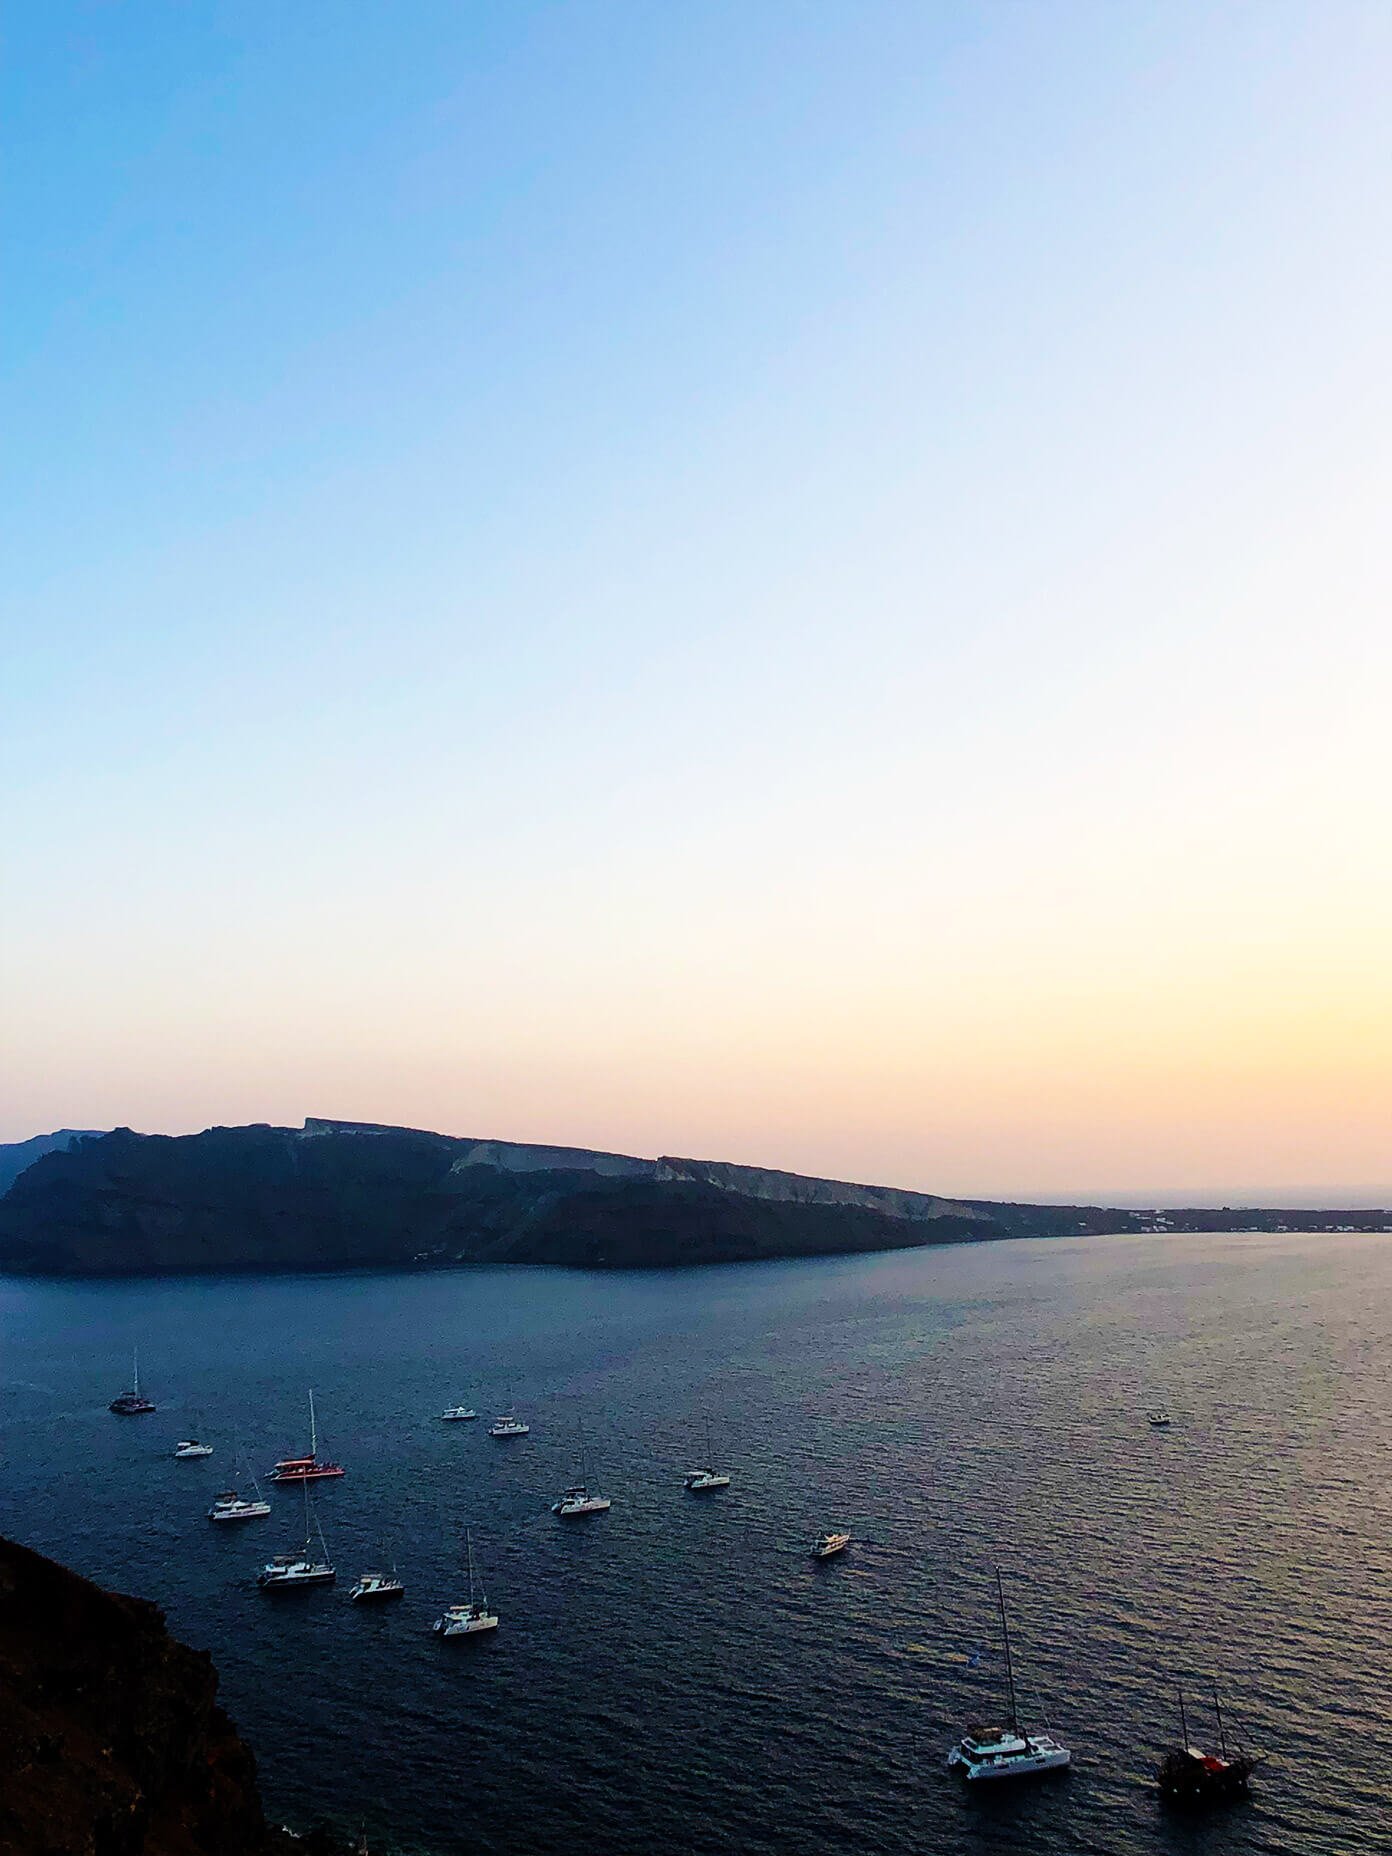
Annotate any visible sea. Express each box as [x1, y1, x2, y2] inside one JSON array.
[[2, 1229, 1389, 1856]]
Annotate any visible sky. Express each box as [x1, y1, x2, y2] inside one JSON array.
[[3, 2, 1389, 1203]]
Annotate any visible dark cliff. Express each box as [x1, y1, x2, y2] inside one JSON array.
[[0, 1120, 1383, 1277], [0, 1533, 288, 1856]]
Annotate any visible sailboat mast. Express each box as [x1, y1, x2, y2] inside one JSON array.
[[466, 1528, 476, 1605], [308, 1389, 317, 1456], [1178, 1688, 1189, 1749], [1213, 1689, 1228, 1759], [996, 1567, 1019, 1732], [133, 1346, 140, 1397]]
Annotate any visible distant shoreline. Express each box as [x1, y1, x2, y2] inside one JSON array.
[[1, 1120, 1388, 1280]]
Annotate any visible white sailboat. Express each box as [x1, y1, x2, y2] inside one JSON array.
[[433, 1529, 498, 1636], [552, 1422, 612, 1516], [351, 1543, 405, 1604], [109, 1346, 156, 1416], [683, 1417, 730, 1492], [257, 1484, 336, 1589], [174, 1411, 214, 1458], [209, 1449, 271, 1521], [947, 1568, 1071, 1781]]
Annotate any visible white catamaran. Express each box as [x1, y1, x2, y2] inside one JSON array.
[[433, 1529, 498, 1636], [552, 1423, 612, 1517], [947, 1568, 1071, 1781], [257, 1485, 336, 1590]]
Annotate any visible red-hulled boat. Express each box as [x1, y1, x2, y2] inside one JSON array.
[[266, 1390, 345, 1482]]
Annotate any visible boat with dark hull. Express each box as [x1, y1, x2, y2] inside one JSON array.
[[109, 1348, 156, 1415], [1157, 1690, 1261, 1804]]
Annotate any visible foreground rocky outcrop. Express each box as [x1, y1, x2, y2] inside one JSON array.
[[0, 1532, 291, 1856], [0, 1119, 1384, 1277]]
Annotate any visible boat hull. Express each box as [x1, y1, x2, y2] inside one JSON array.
[[435, 1615, 498, 1636], [209, 1503, 271, 1522], [258, 1568, 336, 1590], [266, 1465, 345, 1481], [351, 1584, 405, 1603], [948, 1745, 1071, 1781]]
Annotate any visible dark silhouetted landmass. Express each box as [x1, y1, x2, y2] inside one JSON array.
[[0, 1128, 103, 1194], [0, 1531, 299, 1856], [0, 1119, 1384, 1277]]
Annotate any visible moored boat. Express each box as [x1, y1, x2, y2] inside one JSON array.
[[1156, 1689, 1261, 1803], [947, 1568, 1071, 1782], [439, 1406, 477, 1422], [258, 1487, 335, 1590], [109, 1348, 156, 1416], [811, 1531, 851, 1560], [488, 1413, 529, 1438], [433, 1529, 498, 1636], [267, 1390, 344, 1481]]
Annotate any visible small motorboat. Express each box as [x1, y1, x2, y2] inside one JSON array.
[[1147, 1410, 1173, 1428], [209, 1489, 272, 1522], [439, 1406, 477, 1422], [488, 1414, 530, 1438], [811, 1532, 851, 1560], [174, 1439, 214, 1459]]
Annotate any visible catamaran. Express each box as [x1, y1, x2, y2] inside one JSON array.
[[267, 1390, 344, 1481], [109, 1348, 156, 1416], [683, 1417, 731, 1492], [350, 1545, 405, 1604], [257, 1485, 336, 1590], [552, 1423, 612, 1516], [433, 1529, 498, 1636], [488, 1412, 529, 1438], [947, 1568, 1071, 1781], [174, 1415, 213, 1459]]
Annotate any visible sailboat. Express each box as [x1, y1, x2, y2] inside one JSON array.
[[350, 1543, 405, 1604], [947, 1569, 1071, 1780], [551, 1422, 612, 1516], [257, 1484, 336, 1589], [208, 1449, 272, 1522], [266, 1389, 345, 1481], [174, 1410, 213, 1458], [109, 1347, 156, 1416], [433, 1528, 498, 1636], [683, 1417, 731, 1492], [1157, 1688, 1261, 1802]]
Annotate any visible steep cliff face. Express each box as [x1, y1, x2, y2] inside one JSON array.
[[1, 1120, 1376, 1277], [0, 1533, 288, 1856]]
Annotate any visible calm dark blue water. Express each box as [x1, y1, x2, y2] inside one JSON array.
[[3, 1231, 1389, 1855]]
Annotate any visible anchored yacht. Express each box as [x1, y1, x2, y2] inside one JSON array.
[[209, 1452, 271, 1521], [433, 1530, 498, 1636], [488, 1414, 529, 1438], [683, 1418, 731, 1491], [1156, 1689, 1261, 1802], [552, 1424, 611, 1516], [267, 1390, 345, 1481], [351, 1569, 405, 1604], [257, 1488, 335, 1590], [439, 1406, 477, 1422], [811, 1532, 851, 1560], [947, 1569, 1071, 1782], [174, 1438, 214, 1459], [109, 1348, 156, 1416]]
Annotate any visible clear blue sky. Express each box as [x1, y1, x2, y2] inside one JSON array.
[[4, 3, 1389, 1199]]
